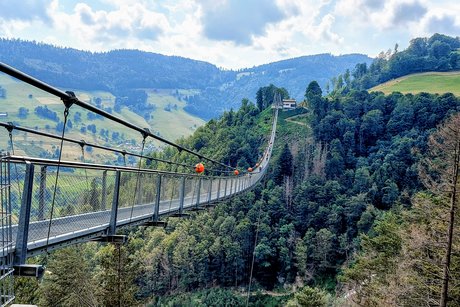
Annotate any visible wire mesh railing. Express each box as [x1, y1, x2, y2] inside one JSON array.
[[4, 129, 275, 252], [5, 158, 270, 250], [0, 153, 15, 306]]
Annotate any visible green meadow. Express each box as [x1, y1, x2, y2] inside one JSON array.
[[0, 74, 204, 160], [370, 71, 460, 96]]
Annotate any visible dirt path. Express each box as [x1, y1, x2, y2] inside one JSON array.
[[285, 113, 309, 126], [241, 289, 294, 297]]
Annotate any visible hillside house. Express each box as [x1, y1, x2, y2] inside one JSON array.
[[282, 99, 297, 110]]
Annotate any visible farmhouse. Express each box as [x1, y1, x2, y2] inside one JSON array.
[[282, 99, 297, 110]]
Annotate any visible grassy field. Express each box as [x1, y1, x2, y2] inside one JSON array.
[[370, 71, 460, 96], [0, 73, 204, 161]]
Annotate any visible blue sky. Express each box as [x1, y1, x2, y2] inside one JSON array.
[[1, 0, 459, 69]]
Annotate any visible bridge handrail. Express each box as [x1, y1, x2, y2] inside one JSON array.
[[0, 122, 234, 174], [7, 155, 228, 178]]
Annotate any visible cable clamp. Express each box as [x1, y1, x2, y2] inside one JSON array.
[[61, 91, 78, 109], [78, 139, 86, 149], [142, 128, 150, 140], [6, 121, 15, 133]]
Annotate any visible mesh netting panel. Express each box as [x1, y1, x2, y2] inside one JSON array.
[[159, 175, 181, 214], [137, 173, 158, 206], [9, 162, 26, 225], [1, 155, 14, 305], [210, 178, 220, 201], [200, 178, 211, 204], [229, 178, 235, 195], [221, 178, 229, 197], [183, 177, 197, 209], [28, 168, 115, 244], [117, 171, 159, 223]]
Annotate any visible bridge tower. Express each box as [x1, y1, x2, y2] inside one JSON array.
[[0, 152, 15, 305]]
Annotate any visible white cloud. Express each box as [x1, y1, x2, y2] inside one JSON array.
[[197, 0, 286, 45], [425, 14, 460, 35], [0, 0, 53, 23], [0, 19, 31, 37], [415, 2, 460, 37], [0, 0, 458, 69], [315, 14, 343, 44], [47, 2, 172, 51], [335, 0, 428, 30]]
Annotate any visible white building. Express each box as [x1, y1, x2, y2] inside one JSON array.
[[282, 99, 297, 110]]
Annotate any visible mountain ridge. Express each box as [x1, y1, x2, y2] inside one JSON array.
[[0, 38, 372, 119]]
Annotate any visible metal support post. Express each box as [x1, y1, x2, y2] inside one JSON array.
[[38, 166, 46, 220], [178, 176, 185, 214], [101, 170, 107, 210], [153, 174, 162, 220], [216, 178, 221, 200], [195, 177, 202, 206], [207, 178, 212, 205], [142, 174, 167, 227], [229, 178, 233, 197], [224, 178, 228, 197], [108, 170, 121, 235], [14, 162, 34, 265]]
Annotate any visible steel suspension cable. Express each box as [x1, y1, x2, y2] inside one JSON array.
[[0, 62, 235, 171], [80, 144, 90, 192], [44, 107, 70, 257], [129, 136, 146, 223], [0, 122, 197, 172], [245, 189, 264, 307]]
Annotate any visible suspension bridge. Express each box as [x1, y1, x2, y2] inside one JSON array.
[[0, 62, 278, 305]]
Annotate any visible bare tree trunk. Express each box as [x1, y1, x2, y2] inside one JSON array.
[[419, 114, 460, 306], [312, 142, 327, 178], [284, 175, 293, 209], [440, 138, 460, 307]]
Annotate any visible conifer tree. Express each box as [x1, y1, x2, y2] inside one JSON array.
[[39, 246, 98, 306]]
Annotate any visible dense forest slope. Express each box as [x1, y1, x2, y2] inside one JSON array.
[[329, 33, 460, 94], [0, 38, 370, 119], [15, 83, 460, 305]]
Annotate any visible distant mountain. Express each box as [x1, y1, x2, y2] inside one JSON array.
[[0, 38, 371, 119], [185, 53, 371, 118]]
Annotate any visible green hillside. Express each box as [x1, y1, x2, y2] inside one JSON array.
[[370, 71, 460, 96], [0, 74, 204, 161], [0, 39, 371, 119]]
